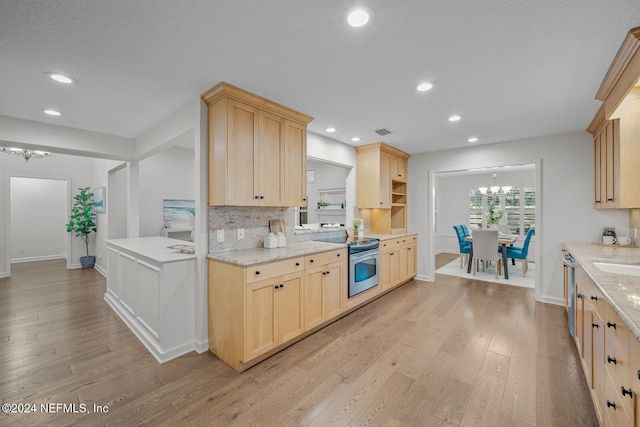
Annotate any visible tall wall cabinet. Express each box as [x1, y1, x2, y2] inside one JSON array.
[[355, 142, 410, 234], [588, 26, 640, 209], [202, 82, 313, 207]]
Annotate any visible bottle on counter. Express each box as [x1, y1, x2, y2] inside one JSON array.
[[276, 232, 286, 247], [264, 233, 278, 249]]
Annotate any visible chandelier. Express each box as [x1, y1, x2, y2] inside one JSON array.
[[478, 172, 512, 195], [1, 147, 52, 162]]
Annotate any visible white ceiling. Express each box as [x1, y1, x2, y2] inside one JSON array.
[[0, 1, 638, 155]]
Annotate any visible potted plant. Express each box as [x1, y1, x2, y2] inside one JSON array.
[[66, 187, 97, 268]]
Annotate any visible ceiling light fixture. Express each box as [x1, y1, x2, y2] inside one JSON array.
[[448, 115, 461, 122], [47, 72, 76, 84], [43, 109, 63, 116], [468, 137, 478, 143], [351, 137, 361, 142], [346, 5, 374, 28], [416, 82, 433, 92], [1, 147, 52, 162], [325, 127, 337, 133]]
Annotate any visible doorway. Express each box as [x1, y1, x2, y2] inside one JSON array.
[[8, 177, 70, 273]]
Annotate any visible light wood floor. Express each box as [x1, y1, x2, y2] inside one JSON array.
[[0, 256, 597, 426]]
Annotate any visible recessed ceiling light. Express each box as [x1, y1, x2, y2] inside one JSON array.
[[448, 115, 461, 122], [43, 109, 63, 116], [326, 127, 337, 133], [346, 6, 373, 28], [352, 137, 361, 142], [416, 82, 433, 92], [468, 137, 479, 143], [46, 72, 76, 84]]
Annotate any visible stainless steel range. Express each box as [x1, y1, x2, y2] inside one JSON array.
[[348, 238, 380, 298]]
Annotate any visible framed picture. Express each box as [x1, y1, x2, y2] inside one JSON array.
[[163, 199, 195, 221], [93, 187, 106, 214]]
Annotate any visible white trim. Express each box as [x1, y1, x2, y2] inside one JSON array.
[[428, 160, 542, 301], [11, 254, 66, 263], [538, 295, 564, 306]]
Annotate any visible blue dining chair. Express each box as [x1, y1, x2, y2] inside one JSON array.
[[507, 227, 535, 276], [453, 225, 471, 268], [460, 224, 470, 238]]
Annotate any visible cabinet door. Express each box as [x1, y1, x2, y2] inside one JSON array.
[[304, 267, 324, 330], [246, 278, 277, 360], [379, 153, 391, 208], [604, 120, 616, 207], [227, 100, 259, 206], [389, 250, 400, 286], [575, 283, 584, 358], [398, 245, 409, 281], [407, 243, 417, 277], [282, 120, 307, 206], [380, 251, 391, 291], [258, 110, 284, 205], [277, 272, 303, 344], [594, 132, 602, 206], [593, 307, 605, 424], [391, 157, 408, 182], [630, 337, 640, 427], [324, 262, 343, 321]]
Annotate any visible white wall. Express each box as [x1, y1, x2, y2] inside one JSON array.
[[138, 146, 195, 237], [1, 153, 120, 277], [409, 131, 629, 305], [10, 177, 68, 262], [307, 159, 349, 224], [307, 132, 356, 226]]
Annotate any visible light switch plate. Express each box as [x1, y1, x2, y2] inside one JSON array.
[[217, 229, 224, 242], [237, 228, 244, 240]]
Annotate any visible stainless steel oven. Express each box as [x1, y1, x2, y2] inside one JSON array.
[[348, 239, 380, 298]]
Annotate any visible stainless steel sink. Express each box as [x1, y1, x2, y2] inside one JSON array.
[[593, 261, 640, 277]]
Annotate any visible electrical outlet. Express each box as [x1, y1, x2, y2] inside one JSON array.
[[217, 229, 224, 242], [635, 228, 638, 240], [237, 228, 244, 240]]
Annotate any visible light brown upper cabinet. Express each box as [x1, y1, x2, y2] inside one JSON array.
[[588, 28, 640, 209], [202, 82, 313, 207], [356, 142, 410, 234]]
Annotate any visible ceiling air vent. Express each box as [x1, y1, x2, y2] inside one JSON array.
[[375, 128, 391, 136]]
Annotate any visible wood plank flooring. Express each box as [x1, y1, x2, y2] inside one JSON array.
[[0, 256, 597, 426]]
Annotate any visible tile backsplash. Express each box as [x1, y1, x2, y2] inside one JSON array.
[[208, 206, 347, 253]]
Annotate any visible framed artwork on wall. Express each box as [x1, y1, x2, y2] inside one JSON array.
[[93, 187, 106, 213]]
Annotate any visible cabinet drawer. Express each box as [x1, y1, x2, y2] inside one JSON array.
[[305, 249, 346, 269], [397, 235, 416, 246], [603, 304, 630, 367], [247, 257, 304, 283], [379, 238, 401, 251], [603, 367, 633, 427]]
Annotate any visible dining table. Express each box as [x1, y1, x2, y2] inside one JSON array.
[[465, 233, 519, 279]]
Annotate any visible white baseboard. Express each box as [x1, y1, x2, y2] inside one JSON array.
[[195, 340, 209, 354], [537, 295, 564, 306], [11, 254, 66, 263], [94, 264, 107, 278]]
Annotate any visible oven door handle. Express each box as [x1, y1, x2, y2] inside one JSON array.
[[350, 251, 379, 262]]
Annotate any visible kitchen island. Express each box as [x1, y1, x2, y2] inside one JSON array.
[[105, 236, 197, 363]]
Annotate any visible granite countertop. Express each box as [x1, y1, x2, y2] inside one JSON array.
[[207, 241, 347, 266], [106, 236, 197, 263], [563, 242, 640, 340], [367, 232, 417, 241]]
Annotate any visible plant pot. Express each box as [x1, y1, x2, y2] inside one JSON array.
[[80, 256, 96, 269]]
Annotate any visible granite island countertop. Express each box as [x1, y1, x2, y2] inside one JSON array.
[[207, 241, 347, 266], [563, 242, 640, 341]]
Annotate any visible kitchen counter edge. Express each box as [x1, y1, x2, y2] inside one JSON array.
[[207, 241, 347, 266], [563, 241, 640, 341]]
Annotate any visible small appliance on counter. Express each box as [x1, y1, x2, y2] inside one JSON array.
[[602, 227, 617, 245], [264, 233, 278, 249]]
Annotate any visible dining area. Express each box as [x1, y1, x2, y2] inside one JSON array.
[[452, 224, 535, 281]]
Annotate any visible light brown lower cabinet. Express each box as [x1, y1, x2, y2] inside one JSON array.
[[208, 248, 345, 372], [575, 265, 636, 426], [379, 235, 417, 292]]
